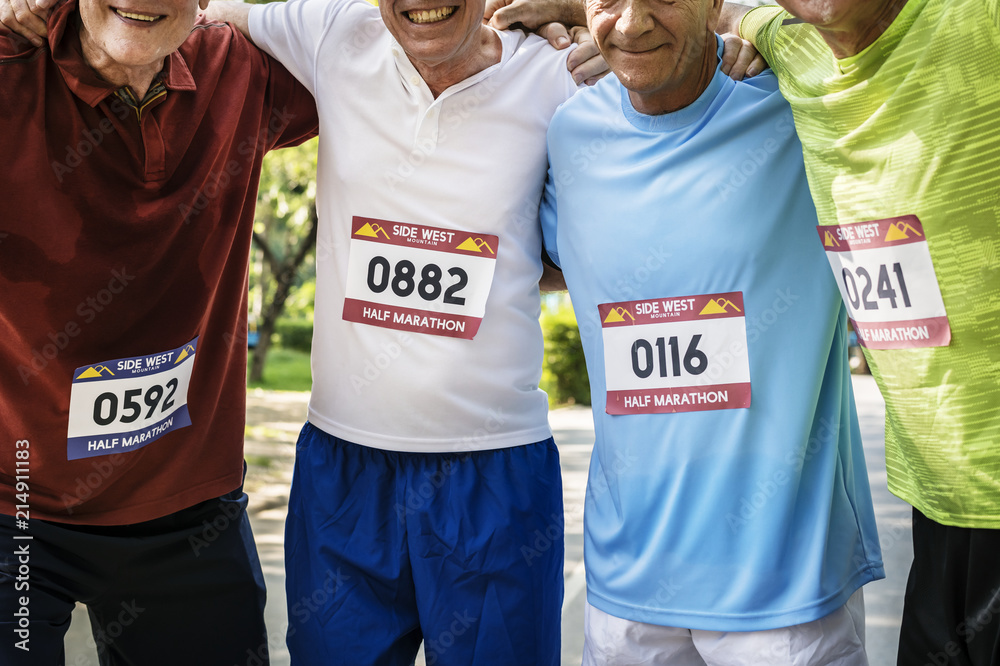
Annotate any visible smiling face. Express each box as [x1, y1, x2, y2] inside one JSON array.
[[379, 0, 486, 71], [586, 0, 722, 113], [77, 0, 207, 73]]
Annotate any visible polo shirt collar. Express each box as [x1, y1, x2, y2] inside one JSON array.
[[47, 0, 196, 108]]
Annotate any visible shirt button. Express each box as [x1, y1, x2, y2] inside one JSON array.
[[410, 75, 421, 86]]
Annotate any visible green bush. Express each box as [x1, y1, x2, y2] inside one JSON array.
[[275, 318, 313, 353], [541, 301, 591, 406]]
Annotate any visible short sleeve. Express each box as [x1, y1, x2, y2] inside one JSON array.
[[262, 53, 320, 150], [539, 162, 561, 269], [249, 0, 348, 94], [739, 5, 787, 67]]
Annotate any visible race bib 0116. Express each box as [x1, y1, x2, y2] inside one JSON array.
[[342, 216, 499, 340], [818, 215, 950, 349], [66, 339, 197, 460], [601, 293, 751, 415]]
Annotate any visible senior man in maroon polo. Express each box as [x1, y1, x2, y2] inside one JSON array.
[[0, 0, 318, 662]]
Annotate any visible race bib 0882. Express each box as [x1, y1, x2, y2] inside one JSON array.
[[66, 339, 196, 460], [818, 215, 950, 349], [601, 293, 752, 415], [342, 216, 499, 340]]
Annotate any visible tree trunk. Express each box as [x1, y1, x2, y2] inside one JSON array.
[[248, 204, 318, 384]]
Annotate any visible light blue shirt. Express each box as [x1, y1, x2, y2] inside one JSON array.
[[541, 43, 884, 631]]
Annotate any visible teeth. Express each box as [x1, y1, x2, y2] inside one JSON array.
[[115, 8, 160, 21], [407, 6, 455, 23]]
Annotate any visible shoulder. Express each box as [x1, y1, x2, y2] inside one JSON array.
[[184, 17, 254, 59], [500, 30, 572, 82], [181, 17, 273, 78], [550, 73, 619, 133]]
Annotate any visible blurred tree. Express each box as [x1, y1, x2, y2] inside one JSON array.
[[249, 138, 319, 383]]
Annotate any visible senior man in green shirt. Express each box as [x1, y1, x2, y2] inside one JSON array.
[[717, 3, 1000, 665]]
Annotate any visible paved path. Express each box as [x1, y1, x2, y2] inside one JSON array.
[[64, 376, 911, 665]]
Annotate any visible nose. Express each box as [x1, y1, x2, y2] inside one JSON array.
[[615, 0, 653, 39]]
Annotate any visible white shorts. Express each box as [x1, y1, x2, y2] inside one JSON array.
[[582, 589, 867, 666]]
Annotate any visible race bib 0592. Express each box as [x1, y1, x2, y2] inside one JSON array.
[[66, 339, 197, 460], [342, 216, 499, 340], [601, 293, 751, 415], [819, 215, 950, 349]]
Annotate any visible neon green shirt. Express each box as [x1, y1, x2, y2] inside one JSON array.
[[741, 0, 1000, 528]]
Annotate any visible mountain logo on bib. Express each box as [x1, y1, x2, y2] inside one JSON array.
[[175, 344, 196, 364], [823, 230, 841, 248], [355, 222, 391, 239], [885, 220, 922, 242], [76, 365, 115, 380], [700, 299, 742, 315], [456, 237, 495, 255], [604, 307, 635, 324]]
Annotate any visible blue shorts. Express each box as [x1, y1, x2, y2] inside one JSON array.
[[284, 423, 564, 666], [0, 487, 268, 666]]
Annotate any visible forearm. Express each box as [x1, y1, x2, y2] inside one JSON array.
[[540, 264, 567, 293], [204, 0, 253, 40], [719, 2, 754, 37]]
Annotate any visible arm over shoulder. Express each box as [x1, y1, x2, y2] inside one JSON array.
[[249, 0, 353, 94], [738, 5, 786, 67]]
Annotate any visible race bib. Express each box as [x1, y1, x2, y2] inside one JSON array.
[[342, 216, 499, 340], [66, 339, 197, 460], [818, 216, 950, 349], [601, 293, 751, 415]]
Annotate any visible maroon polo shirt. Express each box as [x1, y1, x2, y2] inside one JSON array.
[[0, 1, 318, 524]]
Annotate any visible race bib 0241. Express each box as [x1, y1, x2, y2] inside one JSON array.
[[66, 339, 197, 460], [342, 216, 499, 340], [601, 293, 752, 415], [818, 216, 951, 349]]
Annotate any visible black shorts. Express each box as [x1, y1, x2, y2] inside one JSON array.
[[0, 488, 268, 666], [897, 508, 1000, 666]]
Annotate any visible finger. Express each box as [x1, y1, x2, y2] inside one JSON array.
[[2, 0, 47, 46], [719, 33, 742, 76], [35, 0, 56, 9], [565, 29, 597, 71], [488, 1, 541, 30], [728, 39, 757, 80], [571, 53, 609, 86], [745, 53, 767, 78], [483, 0, 508, 22], [538, 21, 571, 50]]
